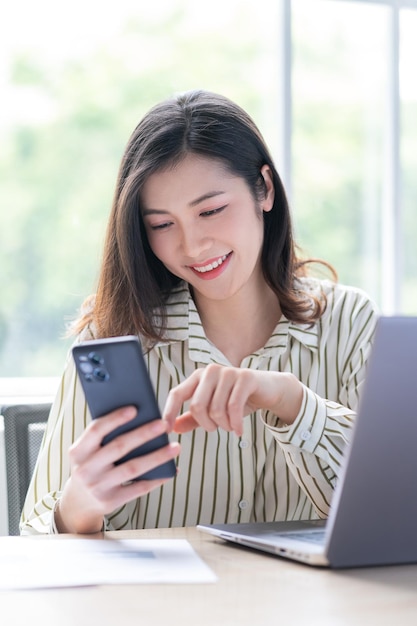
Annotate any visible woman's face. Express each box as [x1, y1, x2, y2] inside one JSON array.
[[141, 155, 274, 306]]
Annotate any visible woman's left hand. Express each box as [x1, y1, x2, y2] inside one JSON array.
[[163, 364, 304, 436]]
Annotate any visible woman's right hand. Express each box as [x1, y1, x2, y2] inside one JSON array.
[[55, 406, 180, 534]]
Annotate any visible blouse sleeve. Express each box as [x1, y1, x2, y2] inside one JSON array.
[[261, 287, 379, 518], [20, 348, 88, 534], [19, 321, 133, 535]]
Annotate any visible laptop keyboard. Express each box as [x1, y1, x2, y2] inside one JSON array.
[[274, 529, 326, 544]]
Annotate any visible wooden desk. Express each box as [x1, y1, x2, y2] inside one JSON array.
[[2, 526, 417, 626]]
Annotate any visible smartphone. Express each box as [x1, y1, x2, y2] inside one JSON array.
[[72, 335, 176, 481]]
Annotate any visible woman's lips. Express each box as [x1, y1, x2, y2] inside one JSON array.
[[189, 252, 232, 279]]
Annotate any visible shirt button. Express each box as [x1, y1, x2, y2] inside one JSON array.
[[239, 439, 249, 449], [238, 500, 248, 510], [300, 430, 311, 441]]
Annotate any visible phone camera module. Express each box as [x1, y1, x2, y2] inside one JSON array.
[[93, 367, 109, 382], [79, 361, 94, 374], [88, 351, 104, 365]]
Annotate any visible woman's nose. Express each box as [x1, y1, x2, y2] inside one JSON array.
[[180, 224, 211, 259]]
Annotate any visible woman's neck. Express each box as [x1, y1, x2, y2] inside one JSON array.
[[192, 282, 282, 367]]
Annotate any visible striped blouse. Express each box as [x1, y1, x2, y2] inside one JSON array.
[[21, 277, 378, 535]]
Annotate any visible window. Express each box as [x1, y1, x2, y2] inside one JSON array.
[[289, 0, 417, 315], [0, 0, 281, 380], [0, 0, 416, 385]]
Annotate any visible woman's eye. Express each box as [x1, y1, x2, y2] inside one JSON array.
[[150, 221, 172, 231], [200, 205, 226, 218]]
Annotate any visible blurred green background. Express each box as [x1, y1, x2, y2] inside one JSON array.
[[1, 0, 416, 376]]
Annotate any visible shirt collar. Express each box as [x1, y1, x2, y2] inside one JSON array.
[[286, 319, 320, 351], [150, 282, 320, 360]]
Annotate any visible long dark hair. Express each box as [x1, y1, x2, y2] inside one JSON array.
[[74, 90, 335, 339]]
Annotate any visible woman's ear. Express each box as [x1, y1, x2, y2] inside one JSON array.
[[260, 164, 275, 213]]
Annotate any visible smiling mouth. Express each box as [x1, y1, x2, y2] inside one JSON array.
[[190, 253, 230, 274]]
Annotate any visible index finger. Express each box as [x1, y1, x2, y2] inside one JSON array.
[[162, 374, 201, 429]]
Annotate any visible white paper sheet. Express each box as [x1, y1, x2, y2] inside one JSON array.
[[0, 537, 217, 588]]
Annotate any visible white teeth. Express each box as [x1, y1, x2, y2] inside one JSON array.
[[193, 254, 228, 273]]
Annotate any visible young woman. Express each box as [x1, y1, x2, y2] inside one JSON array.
[[21, 90, 378, 535]]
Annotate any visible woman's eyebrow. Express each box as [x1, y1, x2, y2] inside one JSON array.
[[188, 190, 226, 207], [142, 208, 167, 216], [142, 190, 227, 216]]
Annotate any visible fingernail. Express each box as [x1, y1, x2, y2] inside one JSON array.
[[169, 442, 181, 455]]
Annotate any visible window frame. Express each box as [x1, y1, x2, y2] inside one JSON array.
[[280, 0, 417, 314]]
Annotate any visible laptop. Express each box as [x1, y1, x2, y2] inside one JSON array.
[[198, 316, 417, 569]]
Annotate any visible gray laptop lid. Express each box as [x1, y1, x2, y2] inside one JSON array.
[[325, 315, 417, 567], [198, 316, 417, 568]]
